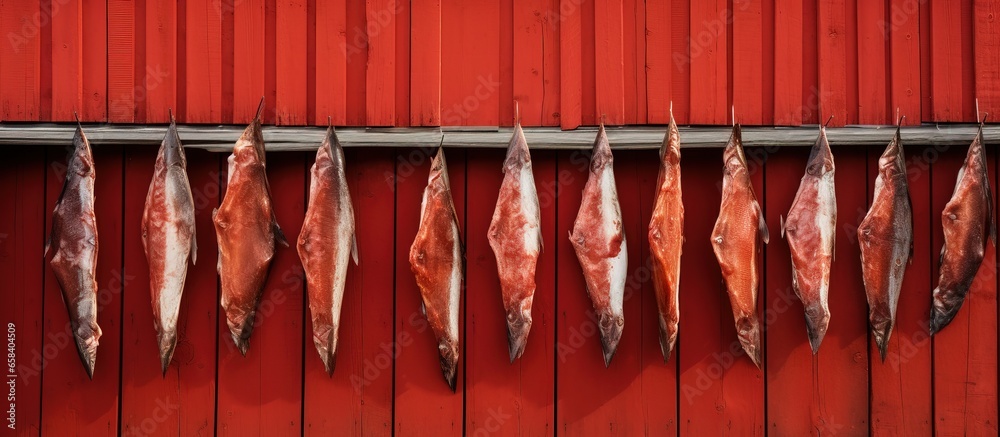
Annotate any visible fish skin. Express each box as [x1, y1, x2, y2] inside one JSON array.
[[213, 105, 288, 355], [409, 147, 463, 391], [488, 121, 542, 362], [297, 126, 358, 375], [930, 126, 995, 335], [45, 125, 101, 379], [711, 124, 768, 369], [781, 125, 836, 354], [859, 126, 912, 361], [647, 110, 683, 362], [141, 116, 197, 375], [569, 125, 627, 367]]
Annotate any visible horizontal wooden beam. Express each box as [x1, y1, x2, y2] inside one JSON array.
[[1, 123, 998, 151]]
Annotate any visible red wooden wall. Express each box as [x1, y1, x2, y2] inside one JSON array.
[[2, 0, 1000, 128], [1, 138, 998, 436]]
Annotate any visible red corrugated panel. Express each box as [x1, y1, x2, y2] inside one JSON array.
[[818, 0, 849, 127], [773, 0, 802, 125], [559, 0, 583, 129]]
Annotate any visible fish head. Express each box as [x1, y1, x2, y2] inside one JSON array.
[[502, 122, 531, 172], [805, 125, 835, 176], [162, 117, 187, 169], [589, 124, 614, 173], [722, 124, 749, 178], [68, 126, 96, 177]]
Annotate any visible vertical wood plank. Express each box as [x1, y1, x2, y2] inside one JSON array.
[[974, 0, 1000, 117], [365, 0, 396, 126], [580, 0, 596, 126], [888, 0, 922, 126], [0, 0, 41, 120], [302, 149, 394, 436], [559, 0, 583, 129], [80, 0, 106, 121], [465, 149, 556, 435], [621, 0, 645, 124], [51, 0, 106, 121], [40, 146, 123, 436], [817, 0, 848, 127], [275, 0, 307, 125], [733, 0, 763, 125], [670, 0, 690, 124], [513, 0, 560, 127], [233, 0, 266, 124], [120, 148, 219, 436], [773, 0, 802, 125], [687, 0, 728, 124], [929, 0, 973, 122], [0, 149, 46, 436], [394, 0, 410, 127], [410, 0, 441, 126], [107, 0, 135, 123], [313, 0, 346, 125], [932, 143, 999, 436], [215, 152, 306, 436], [144, 0, 177, 123], [393, 148, 466, 435], [345, 0, 367, 125], [870, 143, 932, 437], [645, 0, 672, 124], [857, 0, 889, 124], [440, 0, 500, 126], [185, 0, 223, 122]]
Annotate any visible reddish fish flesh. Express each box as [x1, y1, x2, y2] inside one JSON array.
[[930, 124, 995, 335], [488, 121, 542, 362], [213, 102, 288, 355], [409, 147, 463, 390], [297, 126, 358, 375], [647, 110, 683, 361], [780, 125, 836, 354], [859, 125, 912, 361], [711, 124, 768, 368], [142, 115, 197, 374], [46, 123, 101, 379], [569, 125, 627, 367]]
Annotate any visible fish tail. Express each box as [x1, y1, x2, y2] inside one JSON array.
[[736, 315, 762, 369], [158, 329, 178, 376], [505, 310, 532, 363]]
